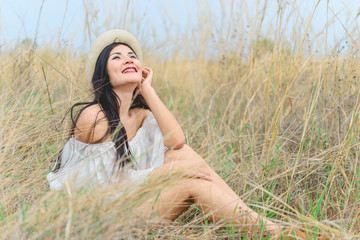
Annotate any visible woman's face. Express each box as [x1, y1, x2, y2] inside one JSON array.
[[107, 44, 142, 88]]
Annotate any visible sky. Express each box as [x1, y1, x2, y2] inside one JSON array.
[[0, 0, 193, 50], [0, 0, 359, 55]]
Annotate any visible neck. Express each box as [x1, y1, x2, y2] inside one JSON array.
[[112, 84, 138, 121]]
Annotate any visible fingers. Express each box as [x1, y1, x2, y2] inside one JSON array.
[[198, 169, 211, 177], [142, 68, 148, 78], [187, 169, 213, 181], [172, 161, 213, 181], [196, 172, 213, 181], [142, 67, 152, 78], [141, 67, 153, 88], [176, 169, 213, 181]]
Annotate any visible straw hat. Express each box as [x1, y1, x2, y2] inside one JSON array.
[[85, 29, 143, 83]]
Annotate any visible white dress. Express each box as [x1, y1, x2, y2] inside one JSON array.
[[47, 115, 168, 191]]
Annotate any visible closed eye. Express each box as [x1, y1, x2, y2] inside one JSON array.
[[112, 56, 120, 60]]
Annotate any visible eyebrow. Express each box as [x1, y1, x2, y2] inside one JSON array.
[[109, 51, 135, 56]]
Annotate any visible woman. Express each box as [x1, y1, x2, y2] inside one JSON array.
[[47, 29, 321, 239]]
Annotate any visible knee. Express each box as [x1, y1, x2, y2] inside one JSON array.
[[180, 145, 205, 161], [181, 144, 199, 155], [164, 145, 212, 173], [165, 144, 202, 161], [179, 145, 210, 168], [183, 145, 208, 165]]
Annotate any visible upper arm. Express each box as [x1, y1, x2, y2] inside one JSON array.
[[143, 110, 184, 150], [74, 104, 110, 144]]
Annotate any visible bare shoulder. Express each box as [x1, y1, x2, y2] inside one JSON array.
[[74, 104, 110, 143]]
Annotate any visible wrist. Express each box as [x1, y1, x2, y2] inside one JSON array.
[[140, 83, 155, 98]]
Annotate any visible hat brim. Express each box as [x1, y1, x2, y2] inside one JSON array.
[[85, 29, 142, 83]]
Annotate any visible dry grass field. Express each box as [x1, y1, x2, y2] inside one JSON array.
[[1, 1, 360, 239]]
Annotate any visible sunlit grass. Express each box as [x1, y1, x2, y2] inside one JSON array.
[[1, 0, 360, 239]]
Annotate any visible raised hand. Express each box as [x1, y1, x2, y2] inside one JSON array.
[[138, 67, 153, 94]]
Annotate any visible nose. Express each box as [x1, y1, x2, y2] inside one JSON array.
[[124, 56, 133, 64]]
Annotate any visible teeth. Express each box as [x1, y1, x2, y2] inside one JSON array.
[[123, 68, 136, 73]]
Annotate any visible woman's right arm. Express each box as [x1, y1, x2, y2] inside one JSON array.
[[74, 104, 110, 143]]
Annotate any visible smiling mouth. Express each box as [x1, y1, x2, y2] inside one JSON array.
[[122, 67, 137, 73]]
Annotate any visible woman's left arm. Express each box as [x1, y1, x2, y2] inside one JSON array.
[[138, 67, 185, 150]]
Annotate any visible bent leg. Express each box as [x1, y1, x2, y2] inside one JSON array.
[[137, 177, 275, 233], [137, 179, 193, 221], [165, 145, 241, 200], [164, 145, 281, 232]]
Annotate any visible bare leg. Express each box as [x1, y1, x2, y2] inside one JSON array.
[[165, 145, 240, 199], [138, 177, 269, 234], [163, 144, 281, 232]]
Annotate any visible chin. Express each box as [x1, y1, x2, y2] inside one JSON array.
[[111, 78, 141, 88]]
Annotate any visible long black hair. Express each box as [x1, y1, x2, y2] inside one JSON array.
[[53, 42, 149, 172]]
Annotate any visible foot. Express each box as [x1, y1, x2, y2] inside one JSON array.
[[275, 229, 330, 240]]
